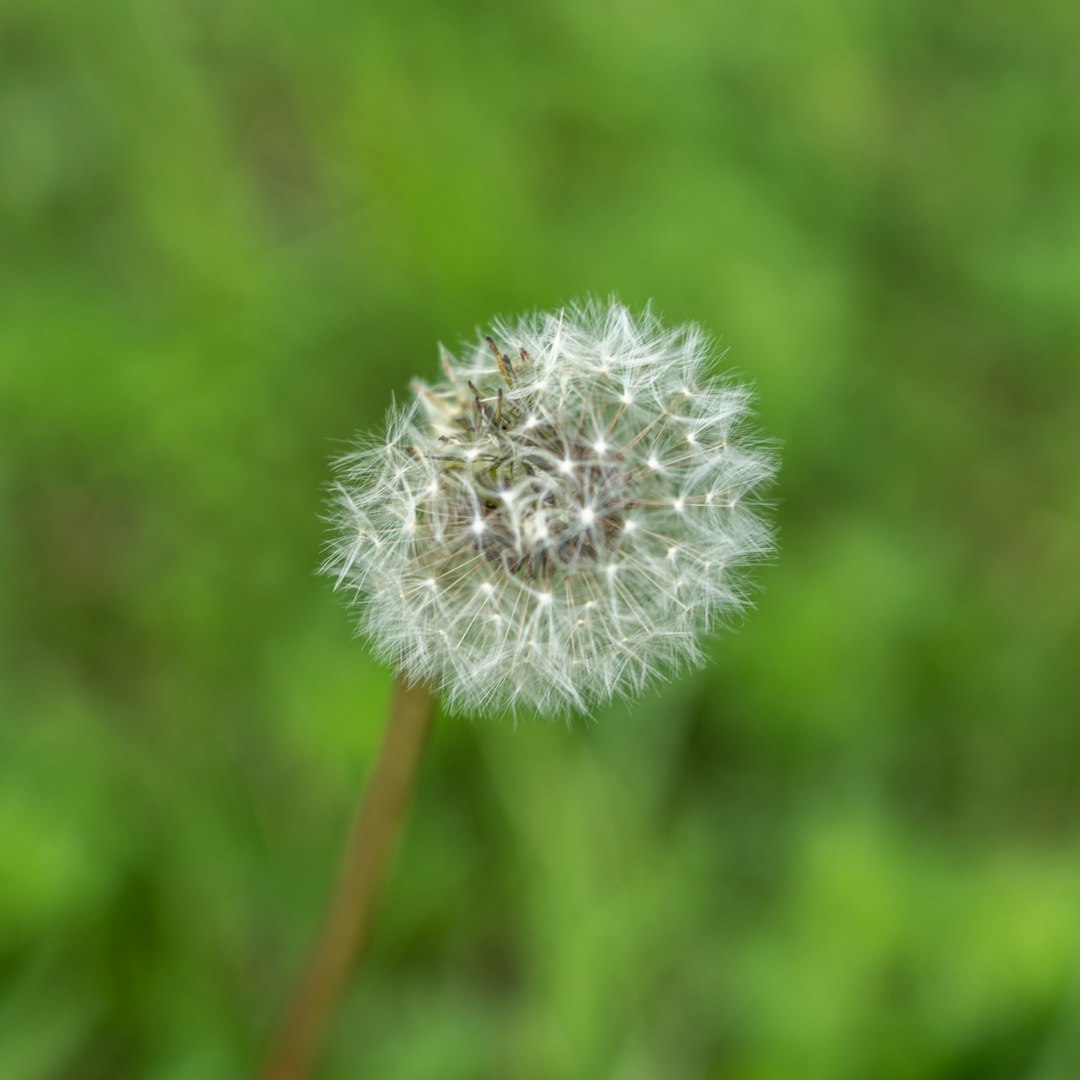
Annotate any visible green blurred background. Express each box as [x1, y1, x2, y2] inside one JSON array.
[[2, 1, 1079, 1077]]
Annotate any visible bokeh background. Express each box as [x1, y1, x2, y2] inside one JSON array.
[[2, 1, 1079, 1077]]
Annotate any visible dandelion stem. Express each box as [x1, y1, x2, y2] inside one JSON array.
[[263, 676, 435, 1080]]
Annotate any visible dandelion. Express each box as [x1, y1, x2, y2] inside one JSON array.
[[266, 300, 777, 1078], [326, 299, 776, 715]]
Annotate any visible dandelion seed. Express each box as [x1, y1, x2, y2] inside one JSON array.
[[324, 299, 777, 715]]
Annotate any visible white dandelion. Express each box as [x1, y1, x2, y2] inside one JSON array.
[[325, 299, 776, 716]]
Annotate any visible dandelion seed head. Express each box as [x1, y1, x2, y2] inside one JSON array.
[[325, 299, 777, 716]]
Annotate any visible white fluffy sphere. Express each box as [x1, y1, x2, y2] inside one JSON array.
[[326, 301, 776, 716]]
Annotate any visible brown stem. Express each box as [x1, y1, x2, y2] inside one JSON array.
[[262, 677, 435, 1080]]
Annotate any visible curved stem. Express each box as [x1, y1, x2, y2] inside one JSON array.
[[263, 677, 435, 1080]]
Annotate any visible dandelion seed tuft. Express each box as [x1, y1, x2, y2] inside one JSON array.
[[325, 300, 776, 716]]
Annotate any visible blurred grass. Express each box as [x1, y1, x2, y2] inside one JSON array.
[[2, 1, 1079, 1077]]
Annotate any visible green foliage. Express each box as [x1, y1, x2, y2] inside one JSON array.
[[2, 0, 1079, 1076]]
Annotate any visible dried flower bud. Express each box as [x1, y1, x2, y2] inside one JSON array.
[[325, 300, 776, 716]]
